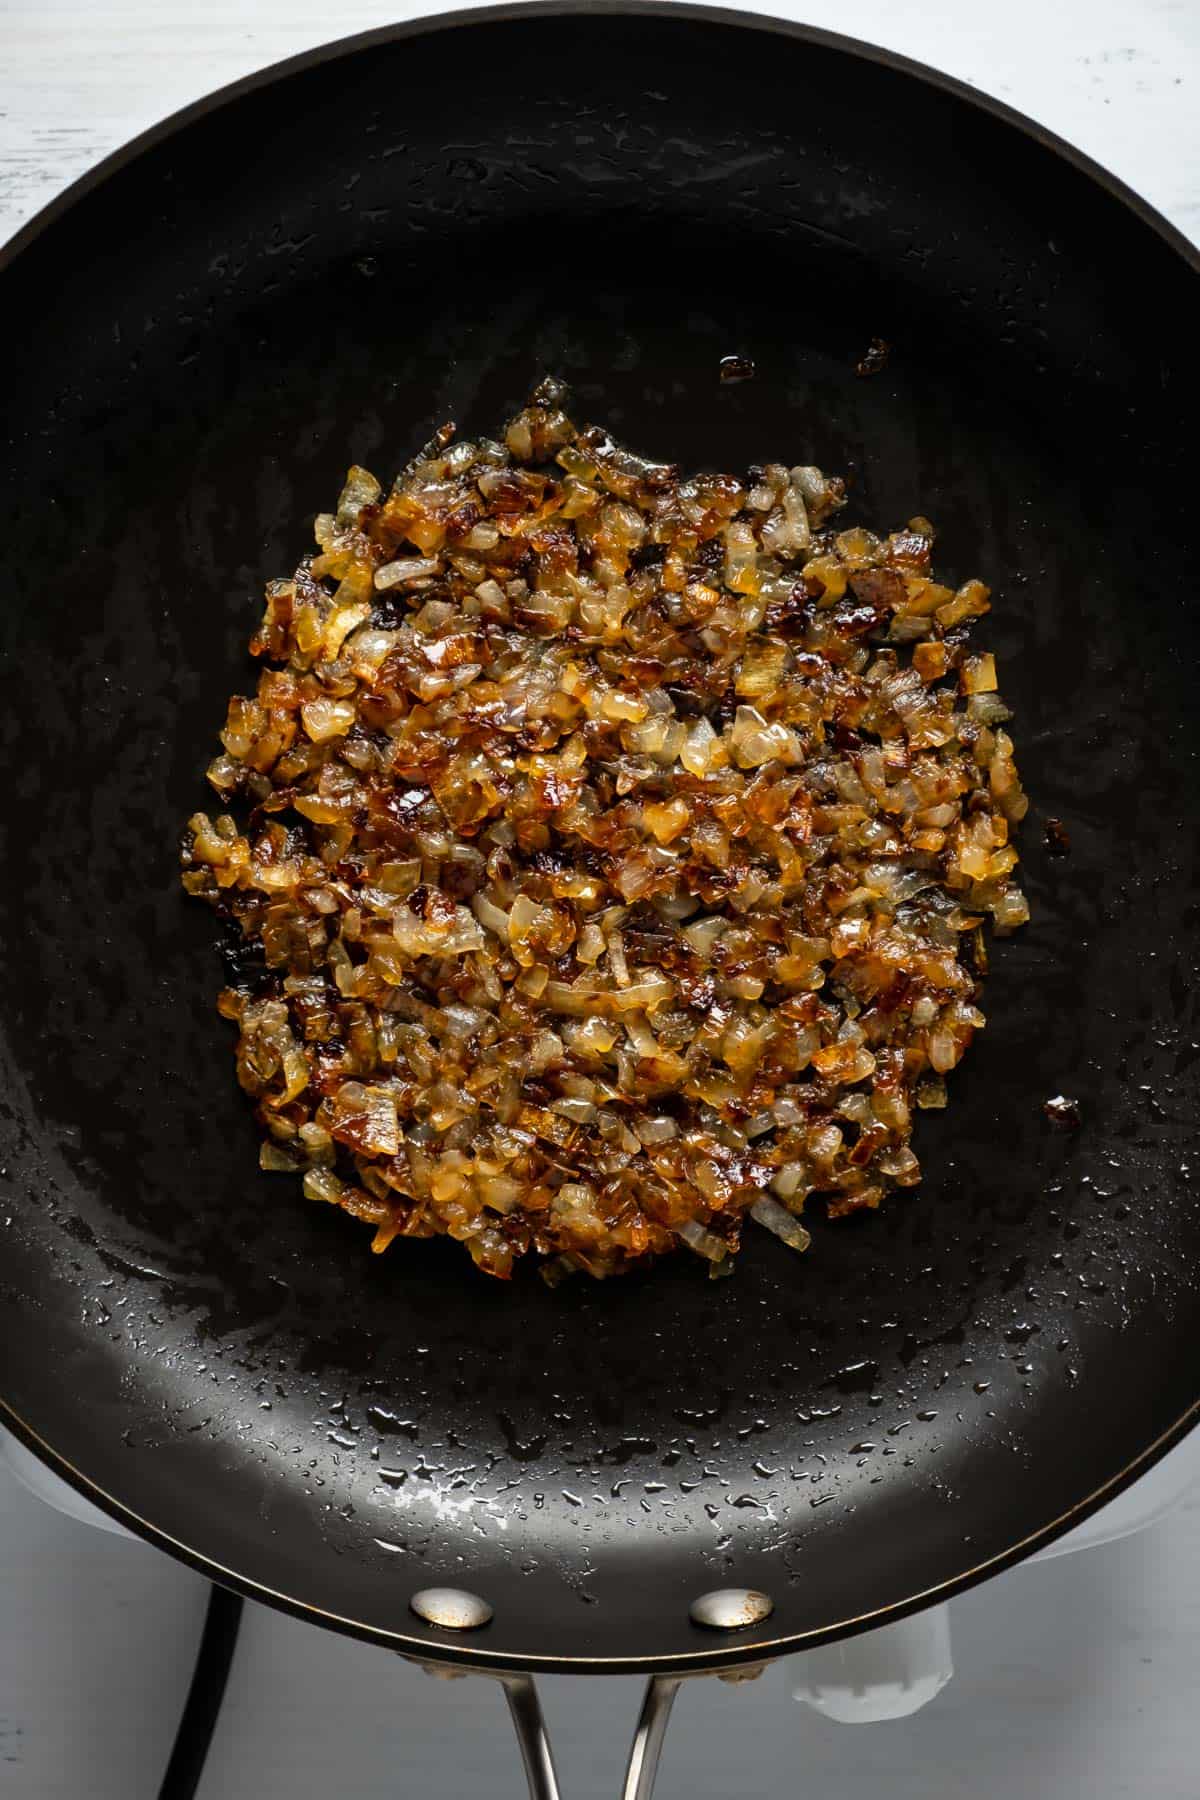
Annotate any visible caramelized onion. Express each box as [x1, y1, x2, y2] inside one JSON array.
[[181, 381, 1027, 1280]]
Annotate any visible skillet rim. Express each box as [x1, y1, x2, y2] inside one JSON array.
[[2, 0, 1198, 1674]]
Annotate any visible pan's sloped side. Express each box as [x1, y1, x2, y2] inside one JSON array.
[[1, 8, 1198, 1670]]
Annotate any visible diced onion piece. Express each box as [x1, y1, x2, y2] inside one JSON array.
[[336, 465, 381, 525], [751, 1197, 812, 1253], [375, 557, 441, 590], [962, 652, 997, 694], [301, 698, 356, 743], [677, 1219, 728, 1261], [727, 706, 802, 769]]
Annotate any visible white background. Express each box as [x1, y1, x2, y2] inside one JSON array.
[[3, 2, 1199, 1795]]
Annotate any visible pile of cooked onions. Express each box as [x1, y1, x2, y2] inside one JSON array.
[[182, 380, 1028, 1281]]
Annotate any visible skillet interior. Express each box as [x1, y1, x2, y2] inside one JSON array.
[[1, 6, 1198, 1670]]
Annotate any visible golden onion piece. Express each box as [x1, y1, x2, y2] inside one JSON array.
[[181, 380, 1028, 1281]]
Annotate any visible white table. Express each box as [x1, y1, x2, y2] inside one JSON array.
[[3, 3, 1199, 1796]]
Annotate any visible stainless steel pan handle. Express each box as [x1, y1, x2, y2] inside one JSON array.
[[501, 1674, 566, 1800], [500, 1671, 681, 1800], [412, 1583, 773, 1797], [619, 1677, 681, 1800]]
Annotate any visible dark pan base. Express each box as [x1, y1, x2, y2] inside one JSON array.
[[1, 6, 1198, 1670]]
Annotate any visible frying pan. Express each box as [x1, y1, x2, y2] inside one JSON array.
[[2, 3, 1199, 1791]]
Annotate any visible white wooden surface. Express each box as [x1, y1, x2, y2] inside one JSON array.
[[3, 3, 1199, 1797]]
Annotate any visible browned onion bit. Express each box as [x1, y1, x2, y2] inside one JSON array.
[[855, 337, 892, 378], [1044, 816, 1071, 856], [1044, 1095, 1081, 1130], [181, 378, 1028, 1281]]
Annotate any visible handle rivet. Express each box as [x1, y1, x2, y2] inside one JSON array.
[[410, 1586, 493, 1630], [689, 1588, 774, 1630]]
